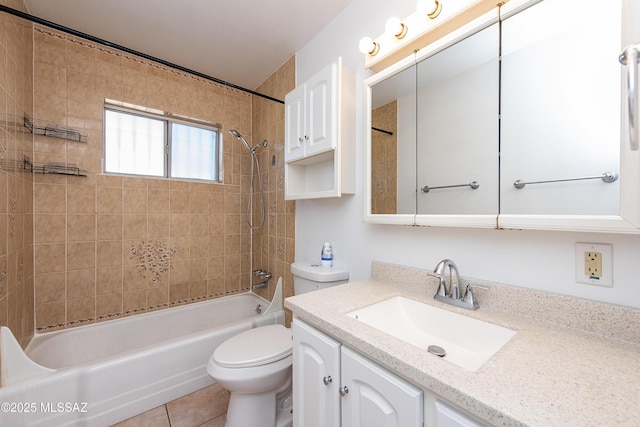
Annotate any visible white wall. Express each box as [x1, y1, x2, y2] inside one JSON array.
[[293, 0, 640, 308]]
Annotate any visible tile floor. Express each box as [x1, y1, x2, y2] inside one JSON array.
[[111, 384, 229, 427]]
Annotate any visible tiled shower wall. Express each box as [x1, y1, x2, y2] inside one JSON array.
[[30, 23, 294, 331], [0, 0, 35, 347], [250, 58, 296, 324]]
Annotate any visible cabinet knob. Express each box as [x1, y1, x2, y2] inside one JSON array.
[[339, 386, 349, 396], [304, 135, 309, 140], [298, 137, 304, 142], [323, 375, 332, 385]]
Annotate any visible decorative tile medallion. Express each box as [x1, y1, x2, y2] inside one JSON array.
[[130, 240, 179, 284]]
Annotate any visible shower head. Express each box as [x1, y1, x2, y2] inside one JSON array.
[[229, 129, 251, 153]]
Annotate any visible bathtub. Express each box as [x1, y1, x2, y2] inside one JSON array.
[[0, 281, 285, 427]]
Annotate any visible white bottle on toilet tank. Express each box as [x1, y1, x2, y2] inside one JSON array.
[[320, 242, 333, 268]]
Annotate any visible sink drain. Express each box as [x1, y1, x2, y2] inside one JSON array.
[[427, 344, 446, 357]]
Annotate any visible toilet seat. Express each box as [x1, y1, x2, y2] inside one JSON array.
[[213, 324, 292, 368]]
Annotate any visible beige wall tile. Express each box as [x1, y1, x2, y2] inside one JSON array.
[[36, 301, 65, 328], [34, 272, 65, 304], [35, 183, 65, 213], [96, 266, 122, 295], [148, 190, 170, 213], [97, 186, 122, 213], [97, 213, 122, 241], [67, 184, 95, 213], [34, 213, 65, 243], [148, 214, 170, 239], [123, 289, 146, 312], [123, 188, 147, 213], [67, 268, 96, 299], [67, 242, 95, 271], [96, 293, 122, 317], [67, 213, 96, 242], [170, 191, 189, 214], [67, 296, 95, 322], [35, 243, 65, 274], [97, 240, 122, 268], [123, 214, 148, 240]]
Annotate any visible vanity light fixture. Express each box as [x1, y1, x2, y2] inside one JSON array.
[[417, 0, 443, 19], [385, 17, 408, 39], [361, 0, 505, 72], [359, 36, 380, 56]]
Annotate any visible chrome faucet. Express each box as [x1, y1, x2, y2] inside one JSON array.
[[252, 269, 272, 291], [431, 259, 488, 310]]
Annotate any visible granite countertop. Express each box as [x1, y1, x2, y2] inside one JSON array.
[[284, 263, 640, 427]]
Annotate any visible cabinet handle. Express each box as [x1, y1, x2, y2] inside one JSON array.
[[323, 375, 332, 385], [620, 43, 640, 151], [339, 386, 349, 396]]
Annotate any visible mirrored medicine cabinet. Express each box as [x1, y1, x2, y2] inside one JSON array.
[[364, 0, 640, 233]]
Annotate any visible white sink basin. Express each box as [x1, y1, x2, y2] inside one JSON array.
[[347, 296, 516, 371]]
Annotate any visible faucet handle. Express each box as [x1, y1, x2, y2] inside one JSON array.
[[462, 284, 489, 307]]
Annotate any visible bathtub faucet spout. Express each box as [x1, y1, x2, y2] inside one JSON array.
[[252, 281, 268, 291]]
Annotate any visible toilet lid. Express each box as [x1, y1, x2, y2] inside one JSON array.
[[213, 324, 292, 368]]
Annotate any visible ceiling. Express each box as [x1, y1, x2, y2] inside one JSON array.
[[23, 0, 355, 91]]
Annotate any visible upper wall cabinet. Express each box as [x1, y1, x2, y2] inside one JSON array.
[[285, 57, 355, 200], [498, 0, 637, 232], [364, 0, 640, 233], [414, 22, 499, 228]]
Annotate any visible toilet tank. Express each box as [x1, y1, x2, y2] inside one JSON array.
[[291, 261, 349, 295]]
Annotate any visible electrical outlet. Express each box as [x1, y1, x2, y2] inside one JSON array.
[[575, 243, 613, 287], [584, 251, 602, 278]]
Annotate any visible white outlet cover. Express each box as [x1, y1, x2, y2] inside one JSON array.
[[575, 243, 613, 287]]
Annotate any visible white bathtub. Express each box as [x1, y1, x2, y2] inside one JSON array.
[[0, 283, 284, 427]]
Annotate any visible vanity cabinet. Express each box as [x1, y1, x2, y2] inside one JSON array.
[[284, 57, 355, 200], [341, 346, 423, 427], [292, 318, 341, 427], [292, 319, 423, 427]]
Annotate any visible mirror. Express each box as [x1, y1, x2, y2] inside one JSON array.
[[370, 63, 417, 216], [415, 23, 499, 217], [365, 0, 639, 233], [499, 0, 620, 216]]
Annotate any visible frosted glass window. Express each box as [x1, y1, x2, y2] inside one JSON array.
[[171, 123, 218, 180], [104, 107, 221, 182], [104, 110, 165, 177]]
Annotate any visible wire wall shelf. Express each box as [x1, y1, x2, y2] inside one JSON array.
[[23, 114, 88, 142], [21, 156, 87, 177]]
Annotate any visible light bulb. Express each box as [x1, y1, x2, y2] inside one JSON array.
[[385, 17, 408, 39], [359, 37, 380, 56], [417, 0, 442, 19]]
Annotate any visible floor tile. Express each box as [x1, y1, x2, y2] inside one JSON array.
[[166, 384, 230, 427], [111, 405, 170, 427]]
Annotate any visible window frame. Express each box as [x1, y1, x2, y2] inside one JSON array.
[[103, 100, 223, 183]]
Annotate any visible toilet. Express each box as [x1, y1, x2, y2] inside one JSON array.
[[206, 261, 348, 427]]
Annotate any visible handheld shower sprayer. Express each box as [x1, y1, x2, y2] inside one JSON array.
[[229, 129, 251, 152], [228, 130, 267, 229]]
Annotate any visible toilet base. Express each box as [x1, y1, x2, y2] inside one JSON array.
[[224, 376, 292, 427]]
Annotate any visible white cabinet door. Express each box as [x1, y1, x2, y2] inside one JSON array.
[[341, 347, 423, 427], [435, 401, 485, 427], [292, 320, 341, 427], [305, 61, 337, 158], [285, 84, 306, 162]]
